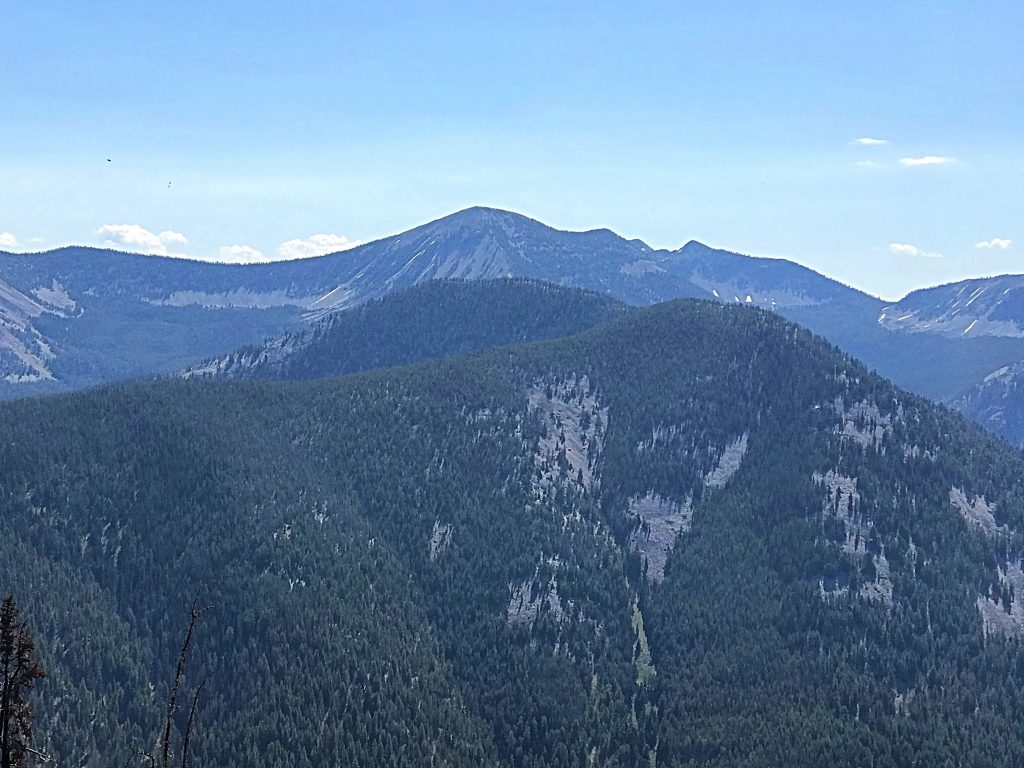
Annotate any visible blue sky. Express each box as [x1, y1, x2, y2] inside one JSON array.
[[1, 0, 1021, 299]]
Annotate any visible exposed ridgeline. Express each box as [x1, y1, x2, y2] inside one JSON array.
[[8, 207, 1024, 419], [955, 361, 1024, 447], [4, 300, 1024, 766], [0, 207, 691, 396], [891, 276, 1024, 448], [184, 279, 628, 380], [880, 275, 1024, 339]]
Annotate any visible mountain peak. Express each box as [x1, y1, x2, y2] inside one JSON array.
[[428, 206, 548, 232]]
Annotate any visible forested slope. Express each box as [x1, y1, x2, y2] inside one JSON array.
[[185, 279, 628, 381], [3, 300, 1024, 766]]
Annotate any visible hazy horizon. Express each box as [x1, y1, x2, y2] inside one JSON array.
[[3, 1, 1022, 300]]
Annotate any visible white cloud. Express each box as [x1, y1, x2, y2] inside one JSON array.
[[853, 137, 889, 146], [889, 242, 942, 259], [855, 160, 878, 167], [899, 155, 955, 167], [0, 232, 19, 249], [217, 244, 267, 264], [277, 233, 362, 260], [976, 238, 1012, 250], [159, 230, 189, 246], [94, 225, 355, 264], [97, 224, 189, 256]]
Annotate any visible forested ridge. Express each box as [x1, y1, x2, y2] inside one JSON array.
[[185, 278, 629, 381], [3, 296, 1024, 766]]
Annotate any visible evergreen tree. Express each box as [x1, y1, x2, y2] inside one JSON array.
[[0, 596, 44, 768]]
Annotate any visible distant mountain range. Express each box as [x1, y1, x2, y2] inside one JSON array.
[[6, 206, 1024, 444]]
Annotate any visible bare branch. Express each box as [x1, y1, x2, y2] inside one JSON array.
[[160, 599, 207, 768], [179, 678, 207, 768], [24, 746, 52, 763]]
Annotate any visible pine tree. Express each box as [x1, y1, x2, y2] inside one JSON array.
[[0, 596, 44, 768]]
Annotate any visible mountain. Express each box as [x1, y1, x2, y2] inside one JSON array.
[[178, 217, 1024, 407], [880, 275, 1024, 339], [0, 247, 310, 394], [874, 275, 1024, 446], [185, 279, 628, 381], [954, 362, 1024, 445], [8, 208, 1024, 439], [5, 299, 1024, 766], [0, 207, 838, 395]]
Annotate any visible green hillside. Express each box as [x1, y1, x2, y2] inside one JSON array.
[[187, 278, 628, 381], [3, 299, 1024, 767]]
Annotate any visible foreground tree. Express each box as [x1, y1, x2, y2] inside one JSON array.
[[0, 596, 45, 768], [142, 601, 208, 768]]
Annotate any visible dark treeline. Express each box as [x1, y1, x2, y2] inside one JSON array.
[[191, 278, 628, 381]]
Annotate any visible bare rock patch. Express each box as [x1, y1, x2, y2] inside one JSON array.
[[628, 493, 693, 583]]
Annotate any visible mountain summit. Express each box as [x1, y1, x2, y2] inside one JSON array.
[[6, 208, 1024, 446], [0, 208, 868, 395]]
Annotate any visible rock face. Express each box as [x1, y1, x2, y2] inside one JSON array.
[[977, 562, 1024, 638], [529, 376, 607, 498], [506, 558, 564, 627], [625, 430, 749, 583], [950, 487, 1003, 536], [628, 494, 693, 582], [0, 277, 79, 382], [835, 398, 897, 450], [815, 471, 864, 555], [428, 520, 452, 561], [813, 469, 892, 604], [704, 433, 749, 488]]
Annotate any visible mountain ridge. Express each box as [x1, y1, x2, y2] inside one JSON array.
[[7, 206, 1024, 445], [184, 279, 629, 381], [6, 297, 1024, 765]]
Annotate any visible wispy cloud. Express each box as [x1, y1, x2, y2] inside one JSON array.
[[899, 155, 955, 167], [97, 224, 189, 256], [853, 137, 889, 146], [217, 244, 267, 264], [0, 232, 19, 249], [277, 233, 362, 260], [94, 225, 359, 263], [889, 242, 942, 258], [976, 238, 1012, 250], [855, 160, 878, 167]]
